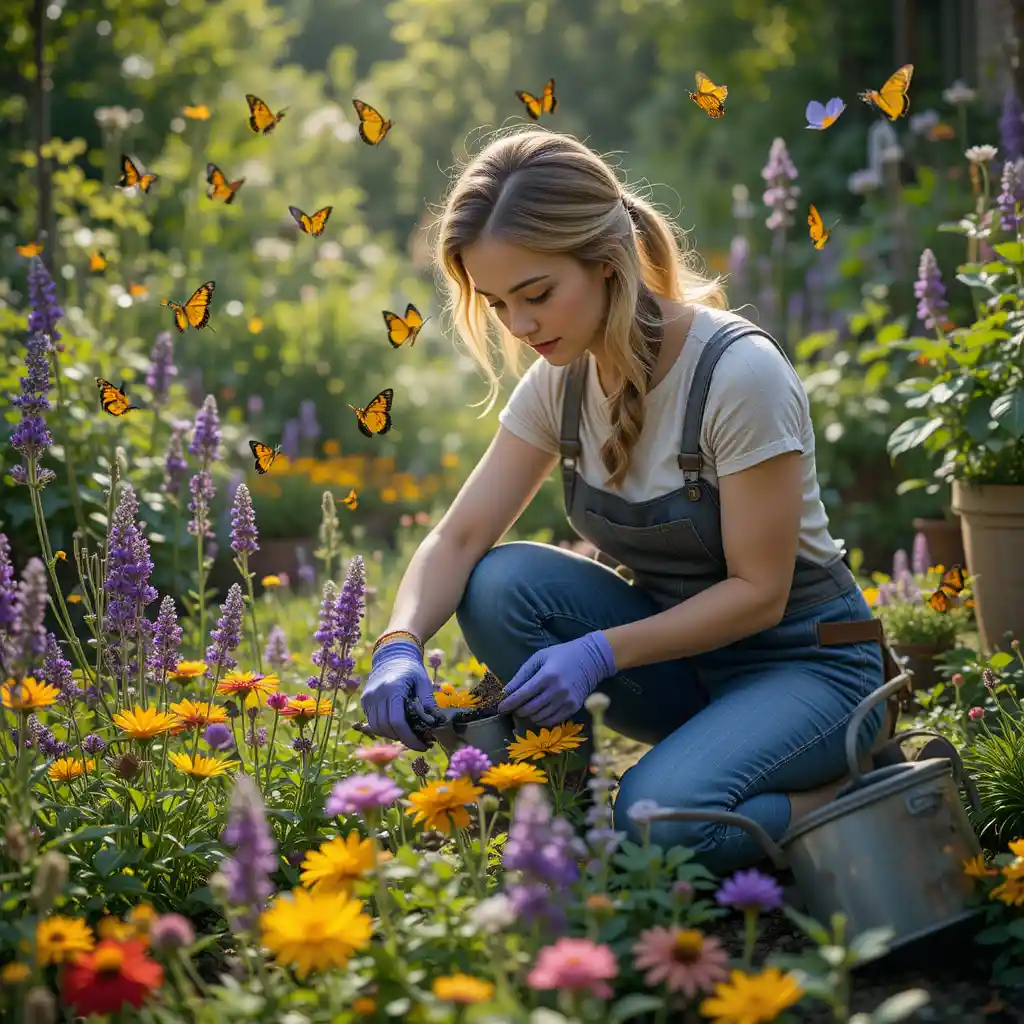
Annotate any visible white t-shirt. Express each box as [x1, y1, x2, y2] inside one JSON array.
[[498, 304, 842, 566]]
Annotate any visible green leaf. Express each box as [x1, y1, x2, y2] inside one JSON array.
[[869, 989, 931, 1023], [995, 241, 1024, 263], [895, 478, 930, 495], [782, 905, 832, 945], [608, 995, 664, 1024], [1006, 917, 1024, 940], [49, 824, 131, 848], [848, 926, 895, 962], [989, 652, 1014, 670], [93, 848, 129, 878], [887, 417, 944, 458], [964, 398, 996, 441], [991, 392, 1024, 438]]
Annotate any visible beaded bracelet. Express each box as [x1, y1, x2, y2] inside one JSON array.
[[371, 629, 424, 657]]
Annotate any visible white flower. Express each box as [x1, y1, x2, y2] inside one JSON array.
[[626, 798, 667, 824], [584, 692, 610, 714], [965, 145, 998, 165], [847, 168, 882, 195], [471, 893, 515, 934], [943, 80, 976, 106]]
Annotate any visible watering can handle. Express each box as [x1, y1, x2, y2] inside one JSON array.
[[644, 808, 788, 870], [844, 670, 912, 788]]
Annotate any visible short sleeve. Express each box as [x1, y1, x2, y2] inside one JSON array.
[[701, 335, 807, 477], [497, 357, 563, 456]]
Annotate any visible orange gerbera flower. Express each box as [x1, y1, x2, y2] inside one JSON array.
[[280, 694, 333, 721], [2, 676, 59, 711], [216, 671, 279, 701]]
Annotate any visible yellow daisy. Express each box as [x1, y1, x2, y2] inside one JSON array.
[[168, 752, 240, 778], [47, 758, 96, 783], [406, 777, 483, 831], [300, 833, 376, 896], [434, 682, 479, 709], [699, 967, 804, 1024], [990, 875, 1024, 906], [216, 671, 279, 701], [432, 973, 495, 1004], [963, 854, 999, 879], [507, 722, 587, 762], [0, 962, 31, 984], [2, 677, 59, 711], [168, 660, 208, 682], [261, 575, 282, 588], [168, 698, 228, 732], [281, 694, 332, 721], [259, 888, 373, 979], [479, 762, 548, 791], [35, 916, 95, 966], [112, 705, 180, 740], [182, 104, 210, 120]]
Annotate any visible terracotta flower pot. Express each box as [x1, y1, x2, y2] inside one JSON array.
[[952, 482, 1024, 653], [911, 516, 967, 573]]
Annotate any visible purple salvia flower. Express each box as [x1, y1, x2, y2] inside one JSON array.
[[9, 328, 53, 469], [296, 563, 316, 588], [892, 549, 909, 581], [0, 534, 16, 633], [1000, 89, 1024, 164], [334, 555, 365, 646], [148, 595, 183, 679], [998, 159, 1020, 233], [27, 257, 63, 350], [914, 249, 949, 331], [447, 745, 492, 781], [204, 722, 234, 750], [43, 633, 76, 701], [220, 774, 277, 932], [263, 624, 291, 668], [281, 418, 301, 459], [13, 558, 48, 661], [298, 399, 321, 440], [103, 485, 158, 637], [761, 137, 800, 232], [230, 482, 259, 556], [505, 881, 565, 931], [163, 424, 188, 496], [82, 733, 105, 755], [205, 583, 244, 673], [188, 394, 222, 462], [187, 469, 215, 539], [503, 784, 586, 888], [146, 331, 177, 406], [715, 869, 784, 913], [912, 531, 931, 576]]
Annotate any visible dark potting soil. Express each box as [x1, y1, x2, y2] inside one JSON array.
[[700, 889, 1022, 1024], [446, 670, 507, 725]]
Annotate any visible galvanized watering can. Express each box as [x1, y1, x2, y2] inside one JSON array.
[[647, 671, 984, 959]]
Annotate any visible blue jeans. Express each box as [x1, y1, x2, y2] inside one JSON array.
[[455, 541, 885, 875]]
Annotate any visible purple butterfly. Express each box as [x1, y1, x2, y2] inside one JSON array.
[[806, 98, 846, 130]]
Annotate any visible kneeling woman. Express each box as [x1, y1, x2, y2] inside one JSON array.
[[362, 127, 891, 875]]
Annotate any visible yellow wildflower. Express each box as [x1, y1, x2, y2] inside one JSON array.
[[699, 967, 803, 1024], [432, 973, 495, 1004], [507, 722, 586, 762], [479, 762, 548, 791], [2, 677, 59, 711], [406, 777, 483, 831], [300, 833, 376, 896], [35, 916, 94, 966]]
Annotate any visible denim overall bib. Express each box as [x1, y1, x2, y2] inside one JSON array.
[[557, 308, 897, 682]]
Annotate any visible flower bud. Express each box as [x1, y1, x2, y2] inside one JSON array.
[[479, 794, 500, 813], [951, 673, 964, 688], [208, 870, 231, 904], [31, 851, 69, 912], [584, 691, 611, 715], [4, 821, 32, 863], [969, 706, 985, 721], [23, 987, 56, 1024], [113, 751, 142, 781]]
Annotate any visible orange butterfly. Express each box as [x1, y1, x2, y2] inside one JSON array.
[[246, 94, 287, 135], [249, 440, 282, 475], [89, 250, 107, 272], [288, 205, 333, 236], [16, 241, 43, 258], [927, 564, 967, 612], [117, 154, 157, 192], [858, 65, 914, 121], [383, 304, 429, 348], [342, 489, 358, 510], [516, 79, 557, 120], [349, 388, 393, 438], [352, 100, 394, 145], [161, 281, 215, 333], [206, 163, 245, 204], [807, 204, 839, 250], [688, 72, 728, 119], [95, 378, 139, 417]]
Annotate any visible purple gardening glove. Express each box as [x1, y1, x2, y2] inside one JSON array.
[[497, 631, 616, 727], [361, 639, 443, 751]]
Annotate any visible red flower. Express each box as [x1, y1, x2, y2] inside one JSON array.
[[61, 939, 163, 1015]]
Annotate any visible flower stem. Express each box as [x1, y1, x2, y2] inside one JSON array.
[[742, 907, 759, 969]]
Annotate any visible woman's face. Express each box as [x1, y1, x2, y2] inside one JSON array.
[[461, 237, 612, 366]]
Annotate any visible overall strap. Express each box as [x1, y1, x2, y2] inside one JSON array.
[[559, 357, 588, 511], [678, 316, 788, 499]]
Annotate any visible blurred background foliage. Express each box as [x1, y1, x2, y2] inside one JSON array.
[[0, 0, 1012, 595]]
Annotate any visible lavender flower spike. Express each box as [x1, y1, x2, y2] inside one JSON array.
[[230, 483, 259, 557], [189, 394, 222, 463], [187, 469, 215, 539], [206, 583, 245, 674], [263, 624, 291, 668], [103, 484, 158, 638], [0, 534, 16, 635], [220, 773, 277, 932], [10, 330, 53, 468], [914, 249, 949, 331], [163, 423, 188, 496], [146, 331, 177, 406], [998, 159, 1021, 233], [761, 137, 800, 232], [13, 558, 49, 661], [148, 595, 183, 679], [27, 257, 64, 349], [335, 555, 366, 646]]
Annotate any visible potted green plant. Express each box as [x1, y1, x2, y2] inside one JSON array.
[[865, 541, 973, 694], [883, 145, 1024, 653]]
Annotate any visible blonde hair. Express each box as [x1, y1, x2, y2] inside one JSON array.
[[433, 127, 727, 490]]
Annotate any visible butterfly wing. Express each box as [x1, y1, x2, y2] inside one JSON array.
[[342, 489, 358, 510], [183, 281, 215, 329], [689, 72, 727, 118], [807, 204, 830, 249], [89, 250, 107, 272], [288, 206, 311, 233], [249, 440, 279, 475], [383, 311, 412, 348], [308, 207, 333, 236], [516, 89, 543, 120], [161, 299, 188, 333], [927, 588, 953, 613], [939, 564, 967, 596], [542, 78, 558, 115], [207, 163, 230, 201], [225, 177, 245, 205], [138, 173, 157, 193], [117, 154, 141, 189], [352, 99, 392, 145], [877, 64, 913, 120], [96, 377, 135, 417], [352, 388, 394, 437], [16, 242, 43, 258]]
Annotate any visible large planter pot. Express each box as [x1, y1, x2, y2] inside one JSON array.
[[951, 482, 1024, 653], [911, 516, 967, 573]]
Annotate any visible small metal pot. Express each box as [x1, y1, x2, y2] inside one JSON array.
[[431, 711, 520, 766], [649, 671, 984, 960]]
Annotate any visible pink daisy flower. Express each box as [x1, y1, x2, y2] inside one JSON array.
[[526, 937, 619, 999], [354, 742, 406, 767], [325, 773, 402, 816], [632, 926, 730, 998]]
